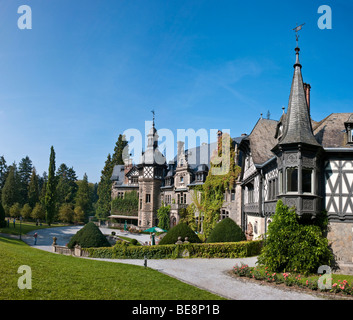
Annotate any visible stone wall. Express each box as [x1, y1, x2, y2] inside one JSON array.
[[327, 221, 353, 275]]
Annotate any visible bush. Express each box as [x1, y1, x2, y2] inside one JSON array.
[[85, 240, 263, 259], [257, 200, 332, 274], [67, 222, 111, 249], [206, 218, 246, 243], [158, 222, 201, 245]]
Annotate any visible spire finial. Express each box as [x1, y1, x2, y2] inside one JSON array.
[[292, 23, 305, 68], [293, 23, 305, 48], [151, 109, 155, 126]]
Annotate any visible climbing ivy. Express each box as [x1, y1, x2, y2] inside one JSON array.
[[157, 202, 171, 231], [111, 190, 138, 216], [185, 133, 241, 238]]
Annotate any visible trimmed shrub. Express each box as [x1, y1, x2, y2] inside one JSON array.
[[206, 218, 246, 243], [85, 240, 263, 260], [67, 222, 111, 249], [158, 223, 201, 245]]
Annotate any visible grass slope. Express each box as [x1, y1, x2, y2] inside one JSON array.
[[0, 237, 224, 300]]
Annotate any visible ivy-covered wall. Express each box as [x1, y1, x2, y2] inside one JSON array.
[[111, 190, 138, 216], [182, 133, 242, 238]]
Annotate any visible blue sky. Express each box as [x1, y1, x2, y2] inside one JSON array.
[[0, 0, 352, 183]]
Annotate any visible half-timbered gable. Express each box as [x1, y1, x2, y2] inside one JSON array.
[[239, 43, 353, 272]]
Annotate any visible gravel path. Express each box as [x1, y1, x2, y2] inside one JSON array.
[[3, 226, 324, 300]]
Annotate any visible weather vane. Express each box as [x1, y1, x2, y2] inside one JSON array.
[[293, 23, 305, 47], [151, 109, 155, 125]]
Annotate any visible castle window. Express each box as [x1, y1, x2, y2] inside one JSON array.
[[286, 167, 298, 192], [220, 210, 229, 220], [279, 170, 283, 194], [247, 183, 254, 204], [344, 115, 353, 144], [231, 190, 235, 201], [145, 194, 151, 203], [302, 169, 313, 193], [268, 179, 277, 200]]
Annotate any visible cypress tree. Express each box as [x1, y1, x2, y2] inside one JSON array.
[[96, 154, 113, 219], [18, 156, 33, 205], [75, 173, 92, 221], [0, 156, 7, 199], [28, 167, 40, 208], [1, 165, 20, 212], [112, 134, 129, 166], [45, 146, 57, 225]]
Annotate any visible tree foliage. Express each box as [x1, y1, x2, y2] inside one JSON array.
[[45, 146, 57, 225], [157, 203, 170, 231], [28, 167, 40, 208], [1, 165, 20, 212], [96, 154, 113, 219], [75, 173, 93, 220]]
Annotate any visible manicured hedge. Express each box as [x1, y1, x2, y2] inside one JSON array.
[[158, 222, 201, 245], [85, 240, 263, 259], [206, 218, 246, 243], [67, 222, 111, 249]]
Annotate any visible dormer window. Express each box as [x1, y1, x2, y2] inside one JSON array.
[[347, 124, 353, 143], [344, 114, 353, 144]]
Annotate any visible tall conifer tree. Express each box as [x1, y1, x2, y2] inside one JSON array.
[[1, 164, 20, 212], [96, 154, 113, 219], [45, 146, 57, 225], [28, 167, 40, 208], [112, 134, 129, 166]]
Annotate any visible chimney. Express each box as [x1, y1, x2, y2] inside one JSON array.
[[124, 158, 133, 184], [303, 83, 311, 114]]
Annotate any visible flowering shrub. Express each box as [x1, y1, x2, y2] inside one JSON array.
[[233, 264, 251, 277], [232, 264, 353, 297]]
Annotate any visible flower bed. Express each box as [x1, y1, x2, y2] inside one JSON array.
[[232, 263, 353, 298]]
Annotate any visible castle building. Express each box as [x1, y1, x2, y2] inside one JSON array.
[[110, 122, 245, 230], [110, 40, 353, 273], [239, 43, 353, 273]]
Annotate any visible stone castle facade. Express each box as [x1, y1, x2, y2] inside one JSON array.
[[110, 43, 353, 274]]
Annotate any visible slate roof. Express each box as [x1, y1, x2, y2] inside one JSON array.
[[110, 165, 125, 184], [241, 118, 278, 165], [279, 47, 321, 147], [313, 113, 353, 148]]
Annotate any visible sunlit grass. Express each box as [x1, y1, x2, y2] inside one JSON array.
[[0, 237, 225, 300]]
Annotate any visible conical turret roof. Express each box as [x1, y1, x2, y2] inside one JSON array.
[[279, 47, 320, 147]]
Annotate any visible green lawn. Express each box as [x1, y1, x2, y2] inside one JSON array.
[[0, 221, 67, 235], [0, 236, 225, 300]]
